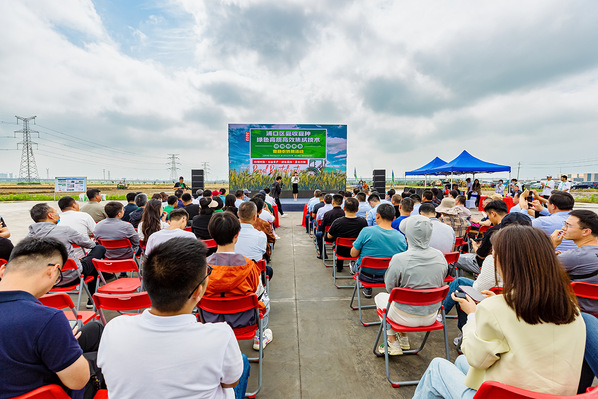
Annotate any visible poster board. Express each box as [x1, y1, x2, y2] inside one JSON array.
[[229, 124, 347, 192], [54, 177, 87, 194]]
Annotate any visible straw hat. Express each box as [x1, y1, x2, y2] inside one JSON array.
[[436, 198, 460, 215]]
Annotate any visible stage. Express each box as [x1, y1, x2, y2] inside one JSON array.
[[278, 197, 309, 212]]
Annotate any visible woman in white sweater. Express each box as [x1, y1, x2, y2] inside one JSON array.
[[413, 225, 586, 398]]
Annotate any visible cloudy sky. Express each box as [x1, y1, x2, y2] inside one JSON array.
[[1, 0, 598, 182]]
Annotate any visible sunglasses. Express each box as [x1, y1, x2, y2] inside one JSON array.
[[187, 265, 213, 299]]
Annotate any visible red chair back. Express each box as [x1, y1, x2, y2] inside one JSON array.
[[474, 380, 598, 398], [443, 252, 460, 264], [202, 239, 217, 249], [93, 292, 152, 324], [478, 225, 490, 234], [489, 286, 503, 295], [388, 285, 450, 307], [13, 384, 71, 399], [454, 237, 466, 247], [572, 282, 598, 300], [336, 237, 356, 250], [0, 258, 7, 267], [256, 259, 267, 272], [184, 226, 192, 232], [92, 259, 139, 274], [198, 294, 260, 339], [39, 293, 76, 310], [97, 238, 133, 250]]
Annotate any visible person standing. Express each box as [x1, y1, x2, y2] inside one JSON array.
[[291, 172, 299, 201], [541, 175, 555, 199], [494, 179, 505, 196], [472, 179, 482, 208], [271, 176, 286, 217], [558, 175, 571, 192], [173, 176, 187, 189]]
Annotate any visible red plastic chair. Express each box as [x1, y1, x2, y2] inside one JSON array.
[[443, 252, 461, 283], [39, 293, 97, 329], [256, 259, 269, 296], [474, 381, 598, 398], [201, 239, 217, 250], [93, 292, 152, 325], [49, 258, 94, 311], [13, 384, 71, 399], [197, 294, 263, 398], [92, 259, 141, 294], [571, 282, 598, 316], [321, 226, 333, 268], [333, 237, 358, 289], [0, 258, 8, 267], [349, 257, 391, 326], [372, 285, 450, 387], [184, 226, 192, 232], [272, 204, 279, 228], [97, 238, 135, 258]]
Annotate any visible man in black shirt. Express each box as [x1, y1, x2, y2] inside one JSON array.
[[317, 194, 345, 259], [271, 176, 285, 217], [182, 193, 200, 225], [327, 197, 367, 271], [122, 192, 138, 222], [173, 176, 187, 189]]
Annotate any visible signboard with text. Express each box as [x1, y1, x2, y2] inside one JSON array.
[[55, 177, 87, 193], [229, 124, 347, 191]]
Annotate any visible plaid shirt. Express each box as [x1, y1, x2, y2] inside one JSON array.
[[439, 215, 470, 238]]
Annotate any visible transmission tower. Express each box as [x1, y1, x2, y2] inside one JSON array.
[[201, 161, 211, 181], [14, 115, 40, 183], [167, 154, 181, 181]]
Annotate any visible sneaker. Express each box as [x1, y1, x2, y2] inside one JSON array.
[[349, 262, 357, 275], [362, 287, 372, 298], [86, 298, 93, 309], [274, 234, 281, 240], [253, 328, 273, 350], [378, 340, 403, 356], [453, 333, 463, 352], [398, 335, 410, 350], [280, 214, 287, 218], [436, 313, 443, 323]]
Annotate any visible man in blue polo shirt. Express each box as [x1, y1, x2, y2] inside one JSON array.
[[0, 237, 98, 399]]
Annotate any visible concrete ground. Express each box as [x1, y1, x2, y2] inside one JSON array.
[[2, 201, 598, 398]]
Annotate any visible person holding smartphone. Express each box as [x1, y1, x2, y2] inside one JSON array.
[[413, 225, 585, 398], [0, 216, 13, 260]]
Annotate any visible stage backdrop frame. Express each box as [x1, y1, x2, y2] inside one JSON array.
[[229, 124, 347, 194]]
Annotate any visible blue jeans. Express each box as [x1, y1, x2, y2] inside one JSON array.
[[443, 278, 474, 331], [413, 355, 476, 399], [233, 354, 251, 399]]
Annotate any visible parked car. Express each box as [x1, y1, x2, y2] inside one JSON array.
[[528, 181, 543, 189], [572, 182, 598, 189]]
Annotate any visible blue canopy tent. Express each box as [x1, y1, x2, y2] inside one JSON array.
[[405, 157, 448, 187], [425, 150, 511, 184]]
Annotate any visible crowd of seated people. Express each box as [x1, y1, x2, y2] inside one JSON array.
[[3, 180, 598, 398]]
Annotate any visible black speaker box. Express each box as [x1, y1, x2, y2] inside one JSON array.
[[191, 169, 204, 190]]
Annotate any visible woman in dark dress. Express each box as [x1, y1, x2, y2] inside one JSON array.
[[292, 172, 299, 201]]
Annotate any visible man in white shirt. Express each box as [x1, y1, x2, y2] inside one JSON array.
[[235, 202, 268, 261], [494, 179, 505, 196], [144, 209, 197, 256], [97, 237, 248, 399], [558, 175, 571, 192], [356, 192, 371, 219], [541, 175, 555, 199], [366, 193, 382, 226], [57, 196, 96, 258], [316, 194, 334, 223], [306, 190, 322, 233], [419, 203, 456, 253]]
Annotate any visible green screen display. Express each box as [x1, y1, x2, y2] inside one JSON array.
[[250, 129, 326, 159]]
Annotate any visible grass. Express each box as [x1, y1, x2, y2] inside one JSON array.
[[0, 193, 127, 201]]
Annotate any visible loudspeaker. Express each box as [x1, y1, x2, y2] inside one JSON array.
[[191, 169, 204, 190], [372, 169, 386, 194]]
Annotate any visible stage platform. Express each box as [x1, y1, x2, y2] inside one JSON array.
[[279, 197, 309, 212]]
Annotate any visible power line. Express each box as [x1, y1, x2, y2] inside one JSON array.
[[15, 115, 40, 183]]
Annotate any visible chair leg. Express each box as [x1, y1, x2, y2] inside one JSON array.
[[245, 318, 263, 398], [333, 259, 354, 289]]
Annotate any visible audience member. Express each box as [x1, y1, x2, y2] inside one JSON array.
[[390, 194, 402, 218], [164, 195, 178, 215], [366, 193, 382, 226], [454, 195, 471, 219], [0, 214, 12, 260], [57, 196, 96, 251], [541, 175, 555, 199], [144, 209, 196, 256], [182, 193, 199, 223], [422, 190, 438, 208], [174, 189, 184, 208], [356, 192, 371, 219], [454, 200, 508, 275], [306, 190, 322, 233], [235, 202, 268, 262], [518, 190, 576, 252], [383, 189, 395, 205], [327, 198, 368, 273], [122, 192, 138, 222], [391, 197, 413, 234], [98, 237, 248, 398], [413, 225, 585, 397], [375, 216, 448, 355], [205, 212, 272, 350], [431, 188, 442, 205], [437, 198, 470, 238], [234, 190, 245, 209], [263, 187, 276, 208], [219, 188, 227, 203], [128, 193, 148, 229], [551, 210, 598, 314], [351, 204, 407, 298], [558, 174, 571, 192], [250, 197, 276, 261], [27, 203, 103, 305], [316, 194, 345, 260], [419, 203, 456, 254], [94, 202, 139, 260], [449, 189, 460, 199], [192, 198, 217, 240], [0, 237, 103, 399], [81, 189, 107, 222], [138, 199, 168, 243], [509, 178, 521, 196], [316, 194, 333, 223], [494, 179, 505, 196], [223, 194, 238, 216], [410, 194, 422, 216]]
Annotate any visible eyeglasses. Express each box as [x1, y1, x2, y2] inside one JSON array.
[[48, 263, 63, 285], [187, 265, 213, 299], [562, 222, 580, 231]]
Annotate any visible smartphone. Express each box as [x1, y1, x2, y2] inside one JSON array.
[[459, 285, 486, 302], [0, 217, 6, 228]]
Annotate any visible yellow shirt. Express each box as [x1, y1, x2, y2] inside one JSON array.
[[462, 295, 585, 395]]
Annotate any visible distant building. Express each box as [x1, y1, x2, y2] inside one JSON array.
[[567, 173, 598, 182], [0, 172, 14, 179]]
